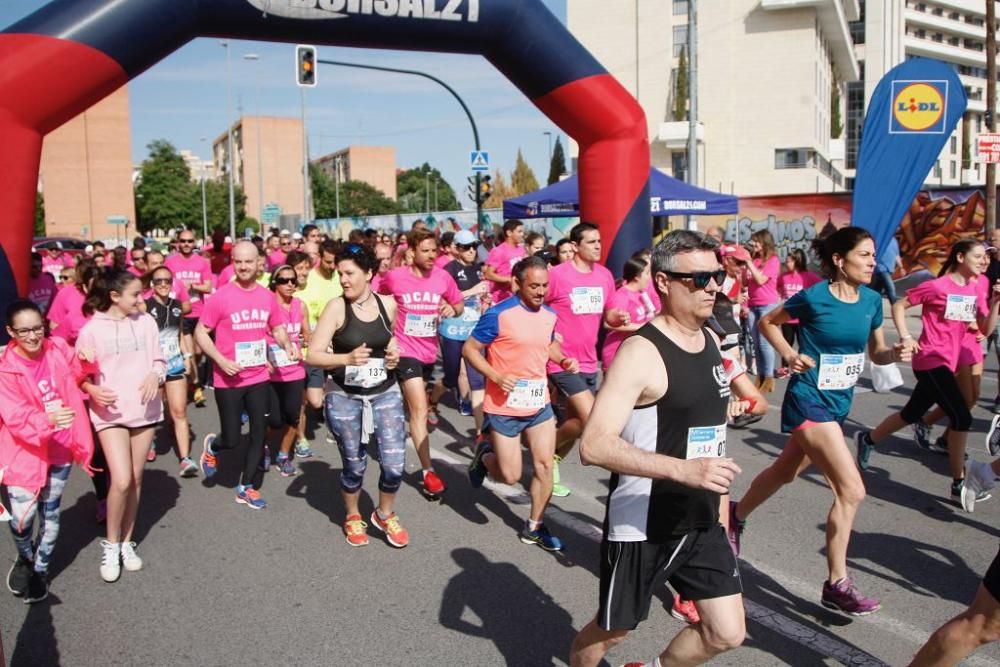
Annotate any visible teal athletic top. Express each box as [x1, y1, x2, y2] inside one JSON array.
[[780, 281, 884, 433]]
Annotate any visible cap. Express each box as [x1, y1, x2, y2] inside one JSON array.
[[454, 229, 477, 245], [85, 244, 94, 253], [292, 232, 303, 240], [719, 244, 750, 262]]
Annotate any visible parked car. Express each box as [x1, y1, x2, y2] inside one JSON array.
[[32, 237, 89, 256]]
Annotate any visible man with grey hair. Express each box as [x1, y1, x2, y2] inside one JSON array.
[[569, 230, 746, 667]]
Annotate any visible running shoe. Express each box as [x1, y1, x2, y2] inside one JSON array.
[[726, 500, 744, 557], [820, 576, 881, 616], [459, 399, 473, 417], [200, 434, 218, 478], [95, 499, 107, 525], [343, 514, 369, 547], [552, 455, 571, 498], [276, 456, 296, 477], [427, 406, 440, 427], [988, 414, 1000, 457], [519, 522, 563, 552], [423, 470, 446, 496], [671, 597, 701, 624], [23, 571, 48, 604], [855, 431, 875, 471], [193, 386, 206, 407], [962, 460, 998, 512], [120, 541, 143, 572], [294, 438, 314, 459], [100, 540, 121, 583], [370, 510, 409, 548], [7, 556, 31, 597], [146, 444, 157, 462], [911, 420, 933, 450], [730, 413, 763, 430], [468, 437, 491, 489], [952, 478, 991, 509], [236, 485, 267, 509], [179, 457, 199, 478]]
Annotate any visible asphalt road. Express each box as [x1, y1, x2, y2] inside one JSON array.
[[2, 320, 1000, 666]]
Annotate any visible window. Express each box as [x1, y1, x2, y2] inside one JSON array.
[[673, 25, 688, 57], [950, 161, 957, 179], [775, 149, 810, 169], [948, 37, 960, 47], [846, 81, 865, 169], [951, 136, 958, 154], [933, 161, 942, 178], [671, 151, 687, 181], [672, 0, 688, 14]]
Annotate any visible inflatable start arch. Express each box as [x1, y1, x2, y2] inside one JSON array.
[[0, 0, 650, 317]]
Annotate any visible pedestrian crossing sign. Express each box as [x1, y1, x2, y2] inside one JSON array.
[[470, 150, 490, 172]]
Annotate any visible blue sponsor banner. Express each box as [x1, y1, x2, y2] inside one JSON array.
[[852, 58, 966, 265]]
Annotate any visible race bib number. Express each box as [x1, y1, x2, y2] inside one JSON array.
[[344, 358, 387, 388], [404, 313, 438, 338], [505, 378, 546, 410], [945, 294, 977, 322], [817, 353, 864, 391], [686, 424, 726, 459], [268, 343, 298, 368], [160, 331, 185, 376], [235, 340, 267, 368], [570, 286, 604, 314]]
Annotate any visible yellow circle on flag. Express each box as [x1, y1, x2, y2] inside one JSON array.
[[892, 83, 945, 131]]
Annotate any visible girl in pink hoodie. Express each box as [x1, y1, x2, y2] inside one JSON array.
[[0, 300, 96, 603], [76, 270, 165, 584]]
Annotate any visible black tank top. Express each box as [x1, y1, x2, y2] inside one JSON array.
[[329, 294, 395, 395], [604, 325, 731, 542]]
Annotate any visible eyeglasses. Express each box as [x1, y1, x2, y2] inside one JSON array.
[[59, 274, 73, 282], [457, 243, 479, 251], [273, 276, 297, 286], [151, 277, 172, 286], [11, 325, 45, 338], [663, 269, 726, 289], [178, 239, 195, 244]]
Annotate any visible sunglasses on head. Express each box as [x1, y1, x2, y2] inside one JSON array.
[[663, 269, 726, 289]]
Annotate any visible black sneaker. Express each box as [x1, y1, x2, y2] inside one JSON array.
[[6, 557, 32, 597], [730, 413, 763, 430], [23, 571, 48, 604], [468, 436, 492, 489]]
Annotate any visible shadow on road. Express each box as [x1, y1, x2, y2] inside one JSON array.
[[285, 459, 342, 524], [10, 591, 61, 667], [439, 547, 576, 666]]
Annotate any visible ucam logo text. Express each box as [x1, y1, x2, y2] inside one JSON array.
[[246, 0, 480, 22]]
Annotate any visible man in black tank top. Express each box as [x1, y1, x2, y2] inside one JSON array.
[[569, 230, 747, 667]]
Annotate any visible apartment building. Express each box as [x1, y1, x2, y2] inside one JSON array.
[[313, 145, 398, 200]]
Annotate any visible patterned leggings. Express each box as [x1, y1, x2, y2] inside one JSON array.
[[7, 464, 72, 574], [325, 387, 407, 494]]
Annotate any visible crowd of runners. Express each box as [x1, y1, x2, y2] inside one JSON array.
[[3, 219, 1000, 666]]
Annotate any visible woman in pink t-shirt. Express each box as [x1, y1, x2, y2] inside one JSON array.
[[861, 240, 1000, 506], [47, 258, 100, 346], [746, 230, 781, 391], [777, 248, 822, 349], [601, 253, 656, 371]]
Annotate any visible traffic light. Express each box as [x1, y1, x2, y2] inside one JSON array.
[[296, 45, 317, 87], [479, 175, 493, 202]]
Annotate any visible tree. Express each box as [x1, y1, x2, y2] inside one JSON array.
[[397, 163, 460, 213], [830, 81, 843, 140], [238, 216, 259, 237], [547, 137, 567, 185], [511, 149, 540, 196], [339, 180, 399, 217], [674, 47, 688, 122], [34, 191, 45, 236], [482, 169, 516, 208], [135, 140, 197, 233]]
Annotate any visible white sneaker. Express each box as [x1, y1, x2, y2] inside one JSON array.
[[962, 460, 997, 513], [100, 540, 121, 582], [120, 541, 143, 572]]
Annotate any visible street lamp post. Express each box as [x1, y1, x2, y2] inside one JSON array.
[[221, 41, 237, 240], [425, 172, 430, 215], [199, 137, 208, 240], [243, 53, 265, 236], [334, 154, 341, 219], [544, 131, 552, 161]]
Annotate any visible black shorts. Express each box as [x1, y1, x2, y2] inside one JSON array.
[[396, 357, 435, 384], [165, 374, 186, 383], [305, 364, 325, 390], [984, 545, 1000, 603], [181, 317, 198, 336], [597, 525, 742, 631], [550, 370, 599, 398]]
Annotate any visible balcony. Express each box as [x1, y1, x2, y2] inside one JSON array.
[[905, 34, 990, 69], [656, 120, 705, 149], [761, 0, 860, 80], [905, 8, 986, 41]]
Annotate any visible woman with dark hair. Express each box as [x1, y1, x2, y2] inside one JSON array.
[[858, 239, 1000, 509], [0, 300, 96, 603], [601, 252, 655, 372], [555, 238, 574, 265], [730, 227, 908, 616], [77, 270, 165, 582], [776, 248, 822, 349], [745, 230, 782, 391], [307, 244, 407, 548], [47, 257, 100, 345], [525, 231, 546, 257]]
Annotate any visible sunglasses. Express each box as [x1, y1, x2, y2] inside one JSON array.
[[151, 277, 172, 286], [178, 239, 195, 244], [457, 243, 479, 251], [59, 274, 73, 282], [132, 255, 146, 262], [273, 276, 297, 286], [663, 269, 726, 289]]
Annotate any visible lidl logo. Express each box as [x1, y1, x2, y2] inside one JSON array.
[[890, 81, 947, 134]]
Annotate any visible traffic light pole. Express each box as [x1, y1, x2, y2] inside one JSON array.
[[986, 0, 996, 236], [317, 59, 482, 226]]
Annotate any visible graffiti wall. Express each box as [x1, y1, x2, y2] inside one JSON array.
[[720, 193, 852, 261], [896, 189, 985, 276]]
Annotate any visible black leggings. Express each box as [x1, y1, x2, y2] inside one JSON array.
[[214, 382, 270, 489], [900, 366, 973, 432], [268, 379, 305, 430], [781, 323, 798, 348]]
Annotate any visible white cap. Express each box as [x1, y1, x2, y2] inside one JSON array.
[[292, 232, 303, 240], [280, 229, 291, 236], [454, 229, 477, 245]]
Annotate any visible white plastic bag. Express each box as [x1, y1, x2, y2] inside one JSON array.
[[871, 362, 904, 393]]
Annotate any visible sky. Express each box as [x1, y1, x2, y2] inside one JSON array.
[[0, 0, 569, 211]]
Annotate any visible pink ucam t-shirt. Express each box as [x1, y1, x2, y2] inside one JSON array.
[[7, 351, 73, 463], [907, 274, 988, 372], [28, 273, 57, 314], [199, 281, 282, 389], [46, 286, 89, 345], [601, 285, 658, 371], [165, 253, 213, 318], [41, 254, 73, 280], [267, 297, 306, 383], [747, 255, 780, 307], [485, 242, 526, 303], [777, 270, 822, 324], [378, 266, 463, 364], [544, 260, 616, 375]]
